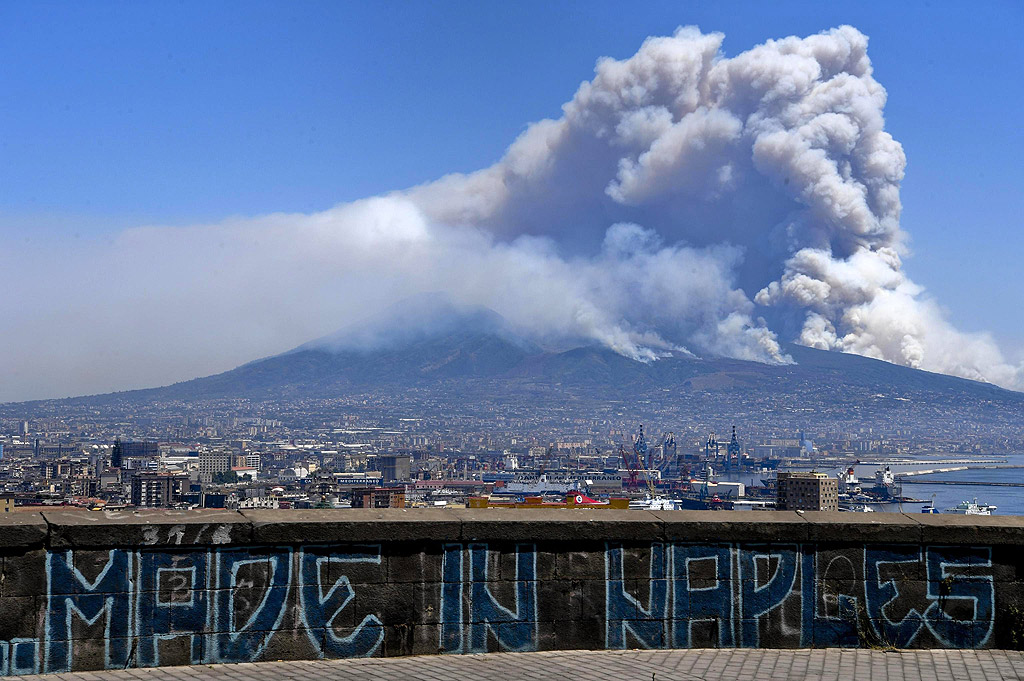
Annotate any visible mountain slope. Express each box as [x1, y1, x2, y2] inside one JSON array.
[[7, 299, 1022, 429], [100, 334, 1022, 407]]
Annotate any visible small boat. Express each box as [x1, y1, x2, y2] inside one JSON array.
[[944, 498, 993, 516], [731, 500, 774, 511], [628, 495, 683, 511]]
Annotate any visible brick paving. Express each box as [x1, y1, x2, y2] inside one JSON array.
[[5, 649, 1024, 681]]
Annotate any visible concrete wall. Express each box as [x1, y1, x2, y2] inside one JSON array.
[[0, 508, 1022, 674]]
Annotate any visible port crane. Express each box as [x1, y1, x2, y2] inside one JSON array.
[[620, 425, 657, 495], [647, 431, 676, 476], [619, 443, 640, 490]]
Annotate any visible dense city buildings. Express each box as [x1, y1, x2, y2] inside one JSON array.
[[0, 371, 1020, 513]]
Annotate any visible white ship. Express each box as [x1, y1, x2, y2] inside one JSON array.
[[836, 467, 861, 493], [502, 472, 573, 495], [872, 465, 902, 498], [944, 498, 995, 516]]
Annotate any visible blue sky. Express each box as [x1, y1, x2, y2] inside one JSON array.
[[1, 0, 1022, 347]]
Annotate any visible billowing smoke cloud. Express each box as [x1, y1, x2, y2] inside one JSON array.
[[403, 24, 1022, 389], [2, 25, 1021, 401]]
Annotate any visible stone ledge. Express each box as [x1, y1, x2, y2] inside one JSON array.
[[240, 508, 461, 543], [800, 510, 923, 543], [39, 508, 253, 548], [0, 508, 1020, 550], [654, 510, 811, 542], [0, 511, 48, 548], [457, 508, 663, 542], [910, 513, 1024, 545]]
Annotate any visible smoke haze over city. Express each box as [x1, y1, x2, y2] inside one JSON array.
[[2, 19, 1022, 401]]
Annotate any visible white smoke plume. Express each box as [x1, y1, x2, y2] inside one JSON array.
[[1, 25, 1021, 401], [404, 24, 1022, 389]]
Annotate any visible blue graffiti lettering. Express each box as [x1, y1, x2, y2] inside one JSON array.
[[670, 544, 734, 648], [439, 544, 464, 653], [1, 638, 40, 676], [440, 543, 538, 653], [924, 547, 994, 649], [13, 538, 1005, 671], [800, 547, 859, 648], [137, 550, 209, 666], [298, 545, 384, 658], [469, 543, 537, 652], [738, 544, 798, 647], [207, 548, 292, 664], [865, 546, 926, 648], [606, 542, 668, 649], [44, 550, 132, 672]]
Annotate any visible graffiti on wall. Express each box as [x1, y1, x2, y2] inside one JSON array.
[[605, 543, 995, 650], [440, 543, 538, 654], [0, 540, 999, 674], [14, 545, 386, 674]]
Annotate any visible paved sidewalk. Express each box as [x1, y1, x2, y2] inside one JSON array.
[[6, 649, 1024, 681]]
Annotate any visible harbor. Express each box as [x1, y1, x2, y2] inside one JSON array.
[[470, 425, 1024, 515]]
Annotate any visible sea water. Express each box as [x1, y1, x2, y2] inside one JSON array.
[[853, 453, 1024, 515], [720, 453, 1024, 515]]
